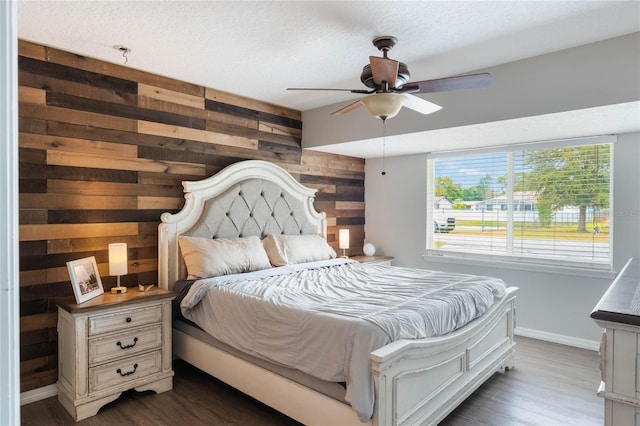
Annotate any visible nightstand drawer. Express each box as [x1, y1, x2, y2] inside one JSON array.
[[89, 325, 162, 365], [89, 350, 162, 393], [89, 305, 162, 336]]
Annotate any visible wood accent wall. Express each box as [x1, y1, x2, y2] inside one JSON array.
[[17, 39, 365, 392]]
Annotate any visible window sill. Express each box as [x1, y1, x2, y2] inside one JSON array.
[[422, 252, 617, 280]]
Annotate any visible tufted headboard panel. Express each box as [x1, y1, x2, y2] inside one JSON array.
[[185, 178, 320, 239], [158, 160, 327, 289]]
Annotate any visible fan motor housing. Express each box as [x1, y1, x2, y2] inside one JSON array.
[[360, 62, 410, 90]]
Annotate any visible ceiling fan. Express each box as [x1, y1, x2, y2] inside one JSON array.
[[288, 36, 491, 120]]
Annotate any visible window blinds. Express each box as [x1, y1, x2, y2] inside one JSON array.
[[428, 136, 614, 268]]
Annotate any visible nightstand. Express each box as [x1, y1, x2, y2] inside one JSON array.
[[55, 287, 175, 421], [351, 255, 395, 266]]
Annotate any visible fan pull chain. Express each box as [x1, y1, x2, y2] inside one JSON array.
[[381, 118, 387, 176]]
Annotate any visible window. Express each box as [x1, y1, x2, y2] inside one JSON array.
[[427, 136, 614, 269]]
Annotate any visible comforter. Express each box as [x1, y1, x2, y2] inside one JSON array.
[[180, 258, 507, 422]]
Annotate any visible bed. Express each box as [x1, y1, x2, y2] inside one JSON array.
[[158, 160, 518, 426]]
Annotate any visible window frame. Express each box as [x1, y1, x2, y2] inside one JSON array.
[[426, 135, 616, 272]]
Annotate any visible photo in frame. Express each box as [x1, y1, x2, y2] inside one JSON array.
[[66, 256, 104, 303]]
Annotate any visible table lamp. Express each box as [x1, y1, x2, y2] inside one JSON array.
[[109, 243, 128, 294], [339, 229, 350, 258]]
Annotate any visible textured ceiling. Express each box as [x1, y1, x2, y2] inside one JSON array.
[[16, 1, 640, 157], [17, 1, 640, 111]]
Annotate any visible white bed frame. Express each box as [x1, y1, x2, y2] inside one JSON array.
[[158, 160, 518, 426]]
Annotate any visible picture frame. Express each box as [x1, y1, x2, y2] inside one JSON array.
[[66, 256, 104, 303]]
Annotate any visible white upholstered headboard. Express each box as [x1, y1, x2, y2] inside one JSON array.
[[158, 160, 327, 290]]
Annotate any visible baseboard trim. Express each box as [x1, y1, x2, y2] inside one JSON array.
[[515, 327, 599, 351], [20, 384, 57, 406]]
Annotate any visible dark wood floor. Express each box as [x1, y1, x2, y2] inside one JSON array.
[[21, 336, 603, 425]]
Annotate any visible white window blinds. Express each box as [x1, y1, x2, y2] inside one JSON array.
[[428, 136, 614, 269]]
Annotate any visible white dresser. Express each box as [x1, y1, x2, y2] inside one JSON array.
[[56, 287, 175, 421], [591, 258, 640, 426]]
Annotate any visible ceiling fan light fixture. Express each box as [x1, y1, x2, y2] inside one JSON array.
[[361, 93, 406, 120]]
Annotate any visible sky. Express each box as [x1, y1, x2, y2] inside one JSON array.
[[434, 152, 507, 189]]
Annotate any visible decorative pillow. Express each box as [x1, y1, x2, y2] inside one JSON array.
[[262, 234, 336, 266], [178, 235, 272, 279]]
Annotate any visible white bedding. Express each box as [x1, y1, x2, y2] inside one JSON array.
[[180, 259, 507, 422]]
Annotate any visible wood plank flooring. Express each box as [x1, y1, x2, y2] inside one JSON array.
[[439, 336, 603, 425], [21, 336, 603, 425]]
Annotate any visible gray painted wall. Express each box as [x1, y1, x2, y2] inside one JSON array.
[[303, 31, 640, 347], [363, 132, 640, 346], [302, 32, 640, 149]]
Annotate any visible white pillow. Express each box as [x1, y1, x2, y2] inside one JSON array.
[[262, 234, 336, 266], [178, 235, 271, 279]]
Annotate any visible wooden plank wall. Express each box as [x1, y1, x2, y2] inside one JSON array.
[[17, 39, 365, 392]]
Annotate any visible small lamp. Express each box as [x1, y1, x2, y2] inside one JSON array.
[[339, 229, 350, 258], [109, 243, 128, 294]]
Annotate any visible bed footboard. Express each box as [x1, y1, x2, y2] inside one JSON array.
[[173, 287, 517, 426], [371, 286, 518, 426]]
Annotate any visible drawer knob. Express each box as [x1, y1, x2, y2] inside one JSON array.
[[125, 317, 132, 323], [116, 337, 138, 350], [116, 363, 138, 377]]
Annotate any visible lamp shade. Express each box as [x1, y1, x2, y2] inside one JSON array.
[[361, 93, 407, 120], [108, 243, 128, 276], [339, 229, 350, 250]]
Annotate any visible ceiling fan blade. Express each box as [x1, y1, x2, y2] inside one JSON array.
[[399, 73, 491, 94], [401, 94, 442, 115], [369, 56, 399, 88], [331, 99, 363, 115], [287, 87, 373, 94]]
